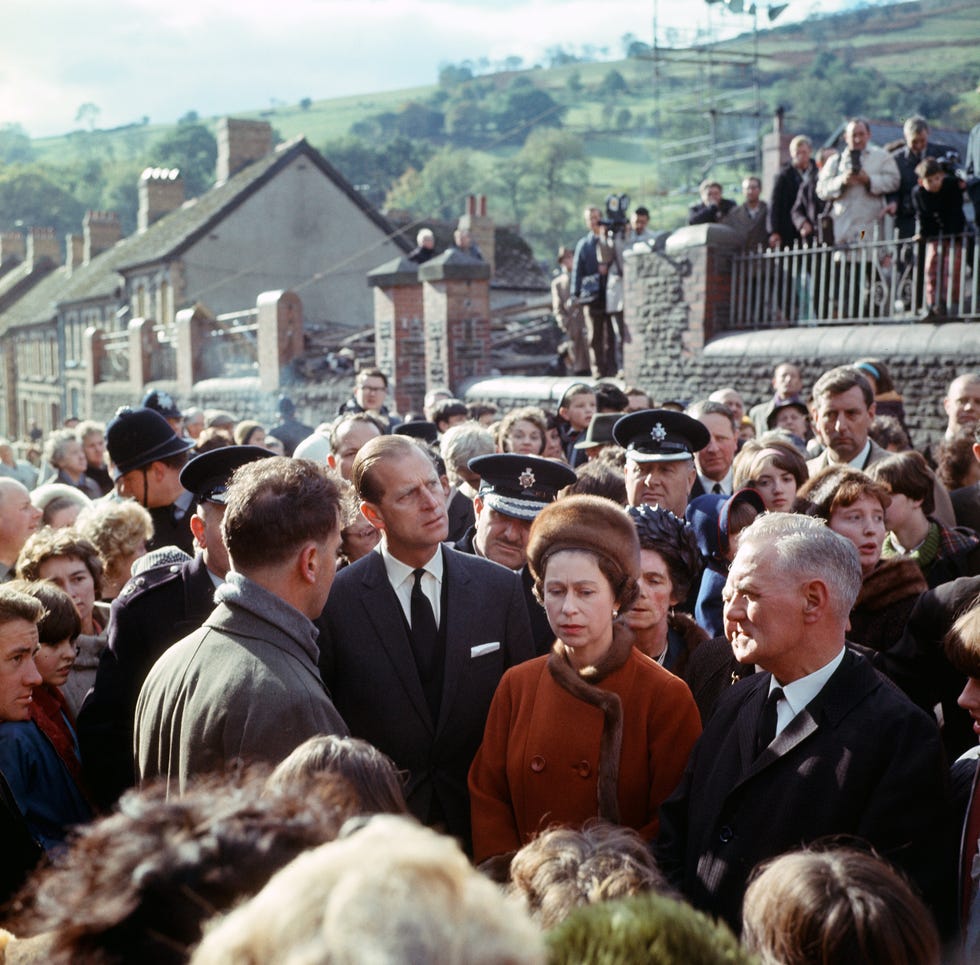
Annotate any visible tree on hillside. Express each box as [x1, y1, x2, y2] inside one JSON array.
[[491, 86, 564, 145], [321, 136, 433, 208], [384, 148, 482, 221], [0, 124, 34, 165], [0, 166, 87, 238], [75, 103, 101, 132], [598, 70, 629, 98], [150, 123, 217, 197]]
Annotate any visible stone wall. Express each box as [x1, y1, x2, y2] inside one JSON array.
[[623, 238, 980, 447]]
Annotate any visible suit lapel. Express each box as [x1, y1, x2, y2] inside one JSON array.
[[360, 553, 434, 731], [734, 676, 770, 777], [436, 547, 471, 735]]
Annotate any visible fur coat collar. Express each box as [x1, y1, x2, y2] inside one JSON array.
[[547, 622, 635, 824]]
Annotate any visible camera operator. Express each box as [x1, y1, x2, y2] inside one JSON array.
[[571, 206, 617, 378], [688, 180, 737, 225]]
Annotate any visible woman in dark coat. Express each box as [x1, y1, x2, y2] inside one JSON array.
[[624, 504, 707, 677], [799, 466, 927, 653], [468, 496, 701, 869]]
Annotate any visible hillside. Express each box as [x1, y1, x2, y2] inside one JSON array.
[[4, 0, 979, 258]]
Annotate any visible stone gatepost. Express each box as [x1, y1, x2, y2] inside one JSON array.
[[174, 304, 215, 396], [256, 289, 303, 394], [367, 257, 424, 416], [623, 223, 741, 402], [127, 317, 155, 395], [419, 250, 492, 397]]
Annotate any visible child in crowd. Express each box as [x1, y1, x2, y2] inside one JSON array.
[[0, 581, 91, 853], [556, 383, 596, 468], [913, 157, 967, 314]]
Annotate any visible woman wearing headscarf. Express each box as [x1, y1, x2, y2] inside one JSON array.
[[468, 495, 701, 870]]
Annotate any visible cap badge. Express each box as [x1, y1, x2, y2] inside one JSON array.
[[519, 468, 536, 489], [650, 422, 667, 443], [157, 391, 175, 409]]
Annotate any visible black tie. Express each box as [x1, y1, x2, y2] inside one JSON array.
[[410, 568, 440, 717], [755, 687, 784, 756], [712, 482, 723, 495]]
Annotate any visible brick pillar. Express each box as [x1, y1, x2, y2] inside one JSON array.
[[762, 107, 792, 200], [623, 224, 741, 401], [367, 257, 424, 415], [256, 290, 303, 394], [127, 317, 154, 394], [174, 304, 215, 396], [419, 250, 492, 396], [458, 194, 495, 274]]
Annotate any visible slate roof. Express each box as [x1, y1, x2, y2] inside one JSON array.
[[0, 135, 411, 334]]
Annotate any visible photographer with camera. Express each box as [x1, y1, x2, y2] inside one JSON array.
[[571, 206, 617, 378], [688, 181, 737, 226]]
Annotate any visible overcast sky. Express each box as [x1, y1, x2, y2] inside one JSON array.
[[5, 0, 867, 138]]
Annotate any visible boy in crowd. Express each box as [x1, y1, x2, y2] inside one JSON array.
[[913, 157, 967, 316], [557, 384, 597, 468]]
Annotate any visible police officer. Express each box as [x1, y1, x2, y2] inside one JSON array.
[[454, 453, 576, 655], [76, 445, 271, 809]]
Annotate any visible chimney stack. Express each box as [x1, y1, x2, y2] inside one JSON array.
[[216, 118, 273, 184], [66, 233, 84, 274], [458, 194, 495, 274], [26, 228, 60, 271], [83, 211, 121, 264], [138, 168, 185, 233], [0, 232, 25, 273]]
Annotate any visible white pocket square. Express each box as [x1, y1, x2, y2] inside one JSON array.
[[471, 642, 501, 658]]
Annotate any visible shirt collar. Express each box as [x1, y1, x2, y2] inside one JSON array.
[[380, 541, 444, 589], [770, 647, 846, 717]]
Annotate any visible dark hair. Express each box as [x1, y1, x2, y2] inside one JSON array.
[[222, 458, 341, 570], [0, 585, 44, 629], [10, 580, 81, 644], [627, 505, 702, 603], [16, 529, 104, 600], [868, 450, 935, 514], [797, 466, 891, 519], [593, 382, 629, 413], [466, 401, 498, 422], [634, 206, 650, 218], [562, 460, 627, 505], [266, 735, 408, 815], [355, 367, 388, 388], [431, 399, 467, 428], [915, 157, 942, 179], [868, 415, 911, 452], [733, 437, 809, 491], [13, 776, 346, 965], [936, 430, 978, 491], [853, 357, 896, 394], [41, 495, 84, 527], [812, 366, 874, 409]]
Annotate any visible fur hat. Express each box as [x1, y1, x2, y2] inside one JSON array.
[[527, 495, 640, 612]]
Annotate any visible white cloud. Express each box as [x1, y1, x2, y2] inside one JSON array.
[[1, 0, 860, 137]]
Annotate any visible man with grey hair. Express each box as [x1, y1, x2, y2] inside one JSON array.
[[687, 400, 738, 497], [657, 512, 952, 935], [439, 422, 495, 543]]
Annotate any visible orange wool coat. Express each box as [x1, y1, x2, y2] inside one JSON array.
[[468, 624, 702, 864]]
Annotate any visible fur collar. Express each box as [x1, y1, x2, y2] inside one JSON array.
[[857, 557, 927, 612], [547, 622, 635, 824]]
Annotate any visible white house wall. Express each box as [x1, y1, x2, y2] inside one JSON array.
[[178, 154, 405, 327]]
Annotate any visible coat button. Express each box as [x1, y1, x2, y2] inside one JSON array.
[[576, 760, 591, 778], [530, 756, 546, 772], [719, 825, 734, 843]]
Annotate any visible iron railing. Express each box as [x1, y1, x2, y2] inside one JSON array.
[[730, 230, 978, 329]]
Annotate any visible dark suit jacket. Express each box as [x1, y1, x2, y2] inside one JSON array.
[[952, 482, 980, 535], [77, 554, 219, 809], [656, 649, 953, 934], [317, 546, 534, 848], [446, 488, 476, 545]]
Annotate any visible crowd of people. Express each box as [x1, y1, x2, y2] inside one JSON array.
[[1, 352, 980, 963]]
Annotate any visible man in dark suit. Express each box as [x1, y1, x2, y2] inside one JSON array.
[[318, 436, 534, 850], [77, 445, 271, 808], [656, 513, 953, 935]]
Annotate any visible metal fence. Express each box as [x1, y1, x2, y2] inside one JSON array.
[[730, 230, 978, 329], [197, 309, 259, 381]]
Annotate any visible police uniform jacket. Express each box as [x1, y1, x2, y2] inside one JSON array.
[[77, 554, 218, 809]]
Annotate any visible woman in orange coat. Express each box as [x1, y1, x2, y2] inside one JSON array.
[[468, 495, 702, 868]]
